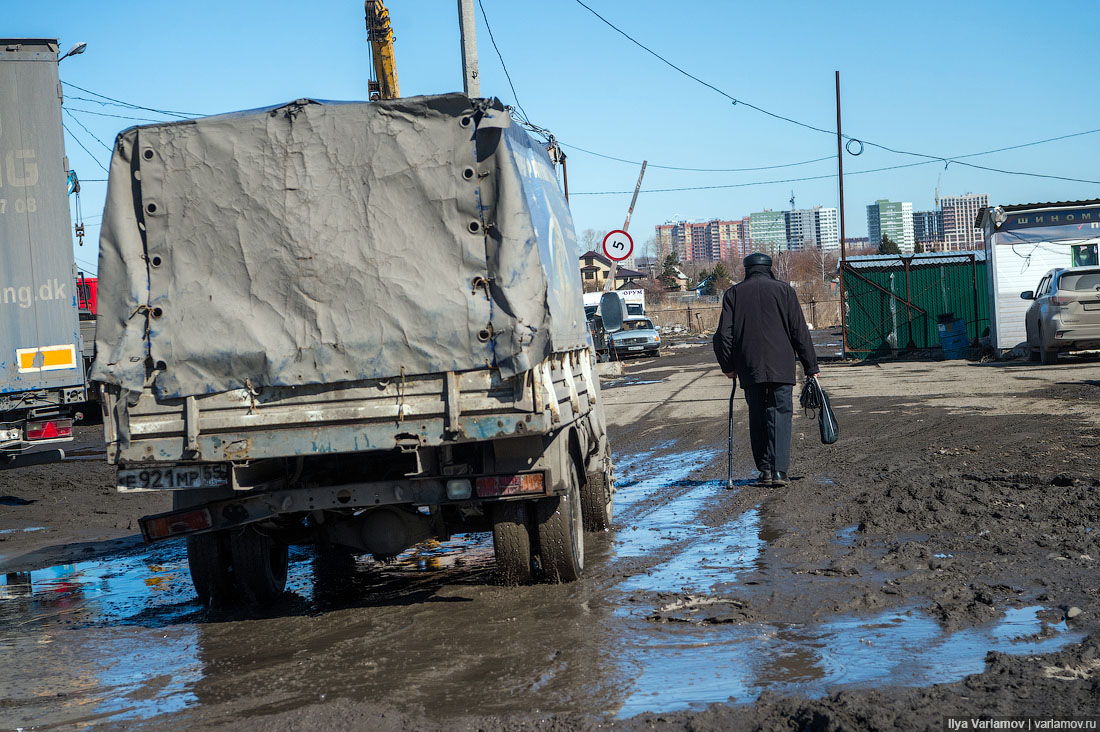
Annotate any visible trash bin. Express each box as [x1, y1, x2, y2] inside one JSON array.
[[937, 314, 969, 360]]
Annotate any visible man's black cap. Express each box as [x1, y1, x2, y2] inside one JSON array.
[[743, 253, 773, 268]]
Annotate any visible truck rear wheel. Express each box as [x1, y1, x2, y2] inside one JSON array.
[[581, 464, 614, 532], [535, 459, 584, 582], [175, 491, 238, 607], [185, 532, 238, 607], [228, 527, 288, 605], [491, 501, 533, 585]]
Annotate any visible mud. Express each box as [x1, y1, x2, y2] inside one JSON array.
[[1, 346, 1099, 730]]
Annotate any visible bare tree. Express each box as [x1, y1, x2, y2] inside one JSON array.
[[581, 229, 608, 253]]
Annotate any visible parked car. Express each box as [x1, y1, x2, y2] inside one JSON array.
[[609, 317, 661, 359], [1021, 266, 1100, 364]]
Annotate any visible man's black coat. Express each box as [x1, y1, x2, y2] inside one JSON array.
[[712, 271, 819, 387]]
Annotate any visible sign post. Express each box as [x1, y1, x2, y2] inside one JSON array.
[[602, 230, 634, 292], [603, 161, 647, 292]]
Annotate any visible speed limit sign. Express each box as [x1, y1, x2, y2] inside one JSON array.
[[602, 230, 634, 262]]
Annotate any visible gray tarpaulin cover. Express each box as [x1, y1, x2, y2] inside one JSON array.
[[92, 94, 587, 399]]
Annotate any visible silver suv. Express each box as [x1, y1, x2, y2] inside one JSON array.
[[1021, 267, 1100, 364]]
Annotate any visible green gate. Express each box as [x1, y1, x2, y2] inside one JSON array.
[[840, 252, 989, 358]]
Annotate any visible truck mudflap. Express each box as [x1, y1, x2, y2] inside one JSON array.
[[139, 471, 551, 543]]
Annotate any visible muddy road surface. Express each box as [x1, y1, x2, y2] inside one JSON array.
[[2, 342, 1099, 730]]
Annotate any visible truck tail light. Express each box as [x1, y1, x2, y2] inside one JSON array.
[[142, 508, 213, 542], [25, 419, 73, 441], [475, 473, 545, 498]]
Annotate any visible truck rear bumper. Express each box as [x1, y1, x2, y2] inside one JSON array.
[[139, 470, 552, 543]]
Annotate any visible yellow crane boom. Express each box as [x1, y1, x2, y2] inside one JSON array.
[[365, 0, 399, 100]]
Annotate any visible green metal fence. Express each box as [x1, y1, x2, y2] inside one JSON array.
[[840, 252, 989, 358]]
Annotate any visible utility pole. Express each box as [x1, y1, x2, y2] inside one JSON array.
[[835, 70, 848, 359], [457, 0, 480, 97], [604, 161, 647, 292]]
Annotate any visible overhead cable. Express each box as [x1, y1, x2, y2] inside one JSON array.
[[571, 160, 945, 195], [67, 106, 168, 124], [62, 81, 204, 119], [477, 0, 530, 124], [571, 0, 834, 136], [571, 0, 1100, 172], [554, 124, 1100, 176], [63, 109, 114, 154], [61, 122, 109, 173], [559, 142, 836, 172], [570, 154, 1100, 194]]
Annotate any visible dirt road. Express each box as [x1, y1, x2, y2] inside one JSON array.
[[2, 341, 1099, 730]]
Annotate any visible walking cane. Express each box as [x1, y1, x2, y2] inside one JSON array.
[[726, 379, 736, 489]]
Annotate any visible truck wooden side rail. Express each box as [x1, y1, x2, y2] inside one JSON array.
[[106, 347, 613, 605]]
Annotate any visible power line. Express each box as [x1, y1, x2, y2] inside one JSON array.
[[563, 126, 1100, 174], [61, 122, 109, 173], [477, 0, 530, 124], [571, 0, 835, 137], [62, 81, 204, 119], [560, 142, 835, 172], [949, 160, 1100, 185], [74, 255, 98, 274], [66, 106, 168, 124], [571, 160, 946, 195], [63, 109, 113, 154], [570, 0, 1100, 173]]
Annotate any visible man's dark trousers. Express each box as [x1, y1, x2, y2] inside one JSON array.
[[742, 382, 793, 474]]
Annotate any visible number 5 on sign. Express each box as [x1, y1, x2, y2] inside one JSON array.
[[602, 230, 633, 262]]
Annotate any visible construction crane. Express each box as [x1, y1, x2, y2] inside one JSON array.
[[365, 0, 399, 100]]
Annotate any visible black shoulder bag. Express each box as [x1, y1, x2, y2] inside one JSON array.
[[799, 378, 839, 445]]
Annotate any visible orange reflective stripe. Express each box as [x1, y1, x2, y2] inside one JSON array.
[[39, 347, 75, 368]]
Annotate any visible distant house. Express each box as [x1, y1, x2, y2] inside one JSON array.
[[669, 266, 690, 291], [579, 250, 647, 292]]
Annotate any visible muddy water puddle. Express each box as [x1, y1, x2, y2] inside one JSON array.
[[0, 442, 1088, 727], [607, 445, 1083, 717], [615, 604, 1080, 718], [0, 535, 497, 728]]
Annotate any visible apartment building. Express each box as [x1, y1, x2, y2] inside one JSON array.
[[941, 193, 989, 251], [748, 210, 788, 254], [867, 199, 915, 253], [786, 206, 839, 251], [654, 219, 742, 263], [912, 209, 944, 244]]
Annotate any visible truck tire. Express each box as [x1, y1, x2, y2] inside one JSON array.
[[581, 465, 613, 532], [185, 532, 238, 608], [228, 526, 288, 605], [535, 459, 584, 583], [174, 491, 237, 607], [492, 501, 533, 585]]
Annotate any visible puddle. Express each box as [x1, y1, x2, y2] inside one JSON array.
[[834, 524, 860, 546], [0, 532, 493, 728], [616, 604, 1082, 718], [0, 526, 46, 535], [619, 507, 763, 593]]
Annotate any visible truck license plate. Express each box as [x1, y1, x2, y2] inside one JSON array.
[[117, 464, 230, 492]]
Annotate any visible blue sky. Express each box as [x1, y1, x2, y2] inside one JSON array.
[[8, 0, 1100, 272]]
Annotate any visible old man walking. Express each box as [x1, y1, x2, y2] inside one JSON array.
[[713, 253, 819, 486]]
